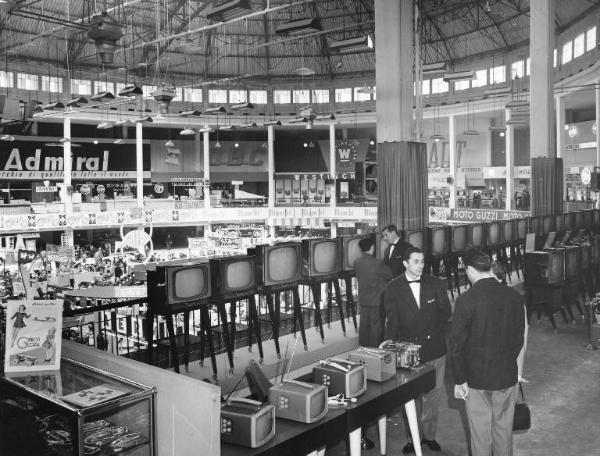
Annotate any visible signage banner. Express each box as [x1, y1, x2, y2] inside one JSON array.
[[46, 244, 75, 263], [335, 140, 358, 174], [450, 208, 528, 221]]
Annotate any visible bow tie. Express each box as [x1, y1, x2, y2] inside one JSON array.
[[407, 279, 421, 284]]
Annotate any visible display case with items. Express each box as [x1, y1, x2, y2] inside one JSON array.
[[0, 358, 156, 456]]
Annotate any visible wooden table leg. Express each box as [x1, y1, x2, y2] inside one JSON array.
[[348, 427, 362, 456], [405, 399, 423, 456], [378, 414, 387, 456]]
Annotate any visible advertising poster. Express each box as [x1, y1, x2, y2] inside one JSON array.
[[18, 249, 48, 299], [4, 299, 63, 372]]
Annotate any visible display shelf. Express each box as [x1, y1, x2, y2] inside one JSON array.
[[0, 358, 156, 456]]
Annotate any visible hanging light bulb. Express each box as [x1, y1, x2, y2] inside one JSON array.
[[214, 141, 222, 149], [165, 140, 175, 147], [180, 127, 195, 136]]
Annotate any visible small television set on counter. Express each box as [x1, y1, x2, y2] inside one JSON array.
[[468, 223, 487, 249], [428, 225, 450, 256], [301, 238, 342, 278], [147, 261, 211, 314], [503, 220, 515, 244], [516, 218, 528, 242], [564, 212, 576, 232], [574, 211, 585, 231], [542, 215, 554, 236], [210, 255, 257, 297], [402, 229, 427, 255], [486, 221, 503, 247], [312, 359, 367, 398], [529, 216, 542, 236], [450, 224, 469, 253], [268, 380, 328, 423], [220, 399, 276, 448], [555, 214, 565, 234], [248, 242, 302, 287], [340, 234, 371, 271], [524, 250, 564, 285]]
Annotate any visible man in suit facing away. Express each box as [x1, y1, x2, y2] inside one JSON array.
[[354, 237, 394, 348], [384, 247, 452, 453], [382, 224, 412, 277]]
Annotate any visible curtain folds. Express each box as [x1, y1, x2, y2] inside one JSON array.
[[377, 141, 428, 230], [531, 157, 563, 216]]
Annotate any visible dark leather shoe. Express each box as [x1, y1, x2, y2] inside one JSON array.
[[422, 439, 442, 451], [361, 437, 375, 450], [401, 441, 415, 454]]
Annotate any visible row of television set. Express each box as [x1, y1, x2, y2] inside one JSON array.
[[524, 243, 598, 286]]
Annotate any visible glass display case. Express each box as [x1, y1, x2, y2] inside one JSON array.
[[0, 358, 155, 456]]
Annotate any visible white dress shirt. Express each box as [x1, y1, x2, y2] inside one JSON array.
[[407, 275, 421, 308]]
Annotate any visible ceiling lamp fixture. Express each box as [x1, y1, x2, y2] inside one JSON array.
[[276, 17, 322, 35], [90, 91, 115, 102], [240, 121, 258, 128], [67, 97, 88, 107], [329, 35, 373, 53], [0, 135, 15, 141], [96, 121, 114, 129], [87, 12, 124, 65], [165, 140, 175, 147], [288, 117, 307, 124], [153, 84, 177, 114], [231, 102, 254, 111], [206, 0, 252, 23], [484, 85, 511, 96], [113, 138, 124, 144], [430, 134, 445, 142], [135, 116, 153, 123], [180, 127, 196, 135], [356, 86, 375, 94], [205, 105, 227, 114], [118, 84, 143, 97], [422, 62, 448, 75], [294, 66, 315, 76], [179, 109, 202, 117], [114, 119, 132, 126], [443, 71, 475, 83], [42, 101, 65, 110], [263, 120, 281, 126], [199, 124, 213, 133], [315, 113, 336, 121], [219, 125, 235, 130]]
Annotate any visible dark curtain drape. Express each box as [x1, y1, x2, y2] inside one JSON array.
[[531, 157, 563, 216], [377, 141, 428, 230]]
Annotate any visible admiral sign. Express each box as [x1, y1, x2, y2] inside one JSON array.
[[0, 141, 151, 179]]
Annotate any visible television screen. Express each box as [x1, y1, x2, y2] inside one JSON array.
[[349, 368, 367, 398], [450, 225, 469, 253], [542, 215, 554, 235], [310, 390, 327, 421], [147, 261, 211, 314], [340, 235, 370, 271], [529, 216, 542, 236], [543, 232, 556, 249], [428, 226, 449, 256], [564, 212, 575, 232], [574, 211, 584, 230], [301, 238, 342, 278], [503, 220, 515, 244], [555, 214, 565, 233], [210, 256, 257, 296], [468, 223, 486, 248], [402, 229, 427, 255], [524, 250, 564, 285], [487, 221, 503, 247], [255, 408, 275, 444], [565, 247, 579, 278], [248, 242, 302, 287], [516, 219, 528, 241]]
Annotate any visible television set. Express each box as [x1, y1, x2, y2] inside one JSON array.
[[580, 245, 591, 270], [220, 399, 276, 448], [593, 209, 600, 231], [565, 246, 580, 279], [340, 234, 371, 271], [268, 380, 328, 423], [574, 211, 585, 230], [301, 238, 342, 278], [486, 221, 503, 247], [247, 242, 302, 287], [468, 223, 487, 248], [402, 229, 427, 255], [564, 212, 576, 232], [542, 215, 554, 236], [312, 359, 367, 398], [555, 214, 565, 234], [503, 220, 515, 244], [428, 225, 450, 256], [583, 210, 593, 231], [450, 224, 469, 253], [529, 216, 542, 236], [523, 250, 564, 285], [592, 243, 600, 264], [516, 218, 528, 242], [147, 261, 211, 314], [543, 232, 557, 250], [210, 255, 257, 297]]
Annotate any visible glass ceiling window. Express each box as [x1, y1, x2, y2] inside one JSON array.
[[562, 41, 573, 64], [471, 69, 487, 87], [41, 76, 63, 93], [526, 58, 530, 76], [354, 87, 371, 101], [95, 81, 114, 94], [421, 80, 430, 96], [184, 88, 203, 103], [0, 71, 14, 88], [273, 90, 291, 104], [573, 33, 585, 58], [431, 78, 448, 94], [208, 89, 227, 104], [554, 49, 557, 67], [71, 79, 91, 95], [311, 89, 329, 104], [586, 26, 597, 52], [490, 65, 506, 84], [249, 90, 267, 104], [229, 90, 247, 103], [454, 80, 470, 91], [293, 89, 310, 104], [335, 88, 353, 103], [511, 61, 524, 80]]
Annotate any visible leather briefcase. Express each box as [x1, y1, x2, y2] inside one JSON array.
[[513, 382, 531, 431]]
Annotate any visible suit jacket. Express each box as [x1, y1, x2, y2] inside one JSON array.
[[382, 239, 412, 277], [449, 277, 525, 390], [383, 273, 452, 362], [353, 253, 393, 309]]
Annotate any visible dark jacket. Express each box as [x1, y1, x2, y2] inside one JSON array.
[[353, 253, 393, 309], [382, 239, 412, 277], [449, 277, 525, 390], [383, 273, 452, 362]]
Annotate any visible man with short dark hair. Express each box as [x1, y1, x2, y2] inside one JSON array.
[[354, 236, 393, 347], [384, 247, 452, 453], [381, 224, 412, 276], [449, 248, 525, 456]]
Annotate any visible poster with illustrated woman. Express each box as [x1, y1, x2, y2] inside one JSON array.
[[4, 300, 63, 373]]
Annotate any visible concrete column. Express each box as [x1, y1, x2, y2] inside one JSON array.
[[194, 130, 201, 172], [203, 131, 211, 209], [375, 0, 413, 142], [530, 0, 555, 158], [448, 115, 456, 209], [267, 125, 275, 209], [555, 95, 565, 159], [596, 80, 600, 167], [62, 117, 72, 216], [485, 126, 493, 166], [505, 109, 514, 210], [135, 122, 144, 208], [329, 123, 336, 209]]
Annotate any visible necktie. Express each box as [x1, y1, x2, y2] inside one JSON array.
[[389, 243, 396, 259], [408, 279, 421, 284]]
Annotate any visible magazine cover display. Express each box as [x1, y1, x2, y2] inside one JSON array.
[[4, 299, 63, 372]]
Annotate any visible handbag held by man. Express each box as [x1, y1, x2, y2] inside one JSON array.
[[513, 382, 530, 431]]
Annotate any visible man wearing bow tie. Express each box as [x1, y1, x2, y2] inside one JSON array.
[[384, 247, 452, 453], [382, 224, 412, 276]]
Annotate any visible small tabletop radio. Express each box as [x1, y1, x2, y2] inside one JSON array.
[[348, 347, 397, 382]]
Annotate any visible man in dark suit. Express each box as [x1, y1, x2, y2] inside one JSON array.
[[382, 224, 412, 277], [449, 249, 525, 456], [354, 237, 393, 347], [383, 247, 452, 453]]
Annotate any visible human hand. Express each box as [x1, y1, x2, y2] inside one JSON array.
[[454, 383, 469, 400]]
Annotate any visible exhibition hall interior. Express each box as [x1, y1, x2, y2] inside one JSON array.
[[0, 0, 600, 455]]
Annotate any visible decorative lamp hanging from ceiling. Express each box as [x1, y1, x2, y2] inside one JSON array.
[[87, 12, 124, 65], [153, 84, 177, 114]]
